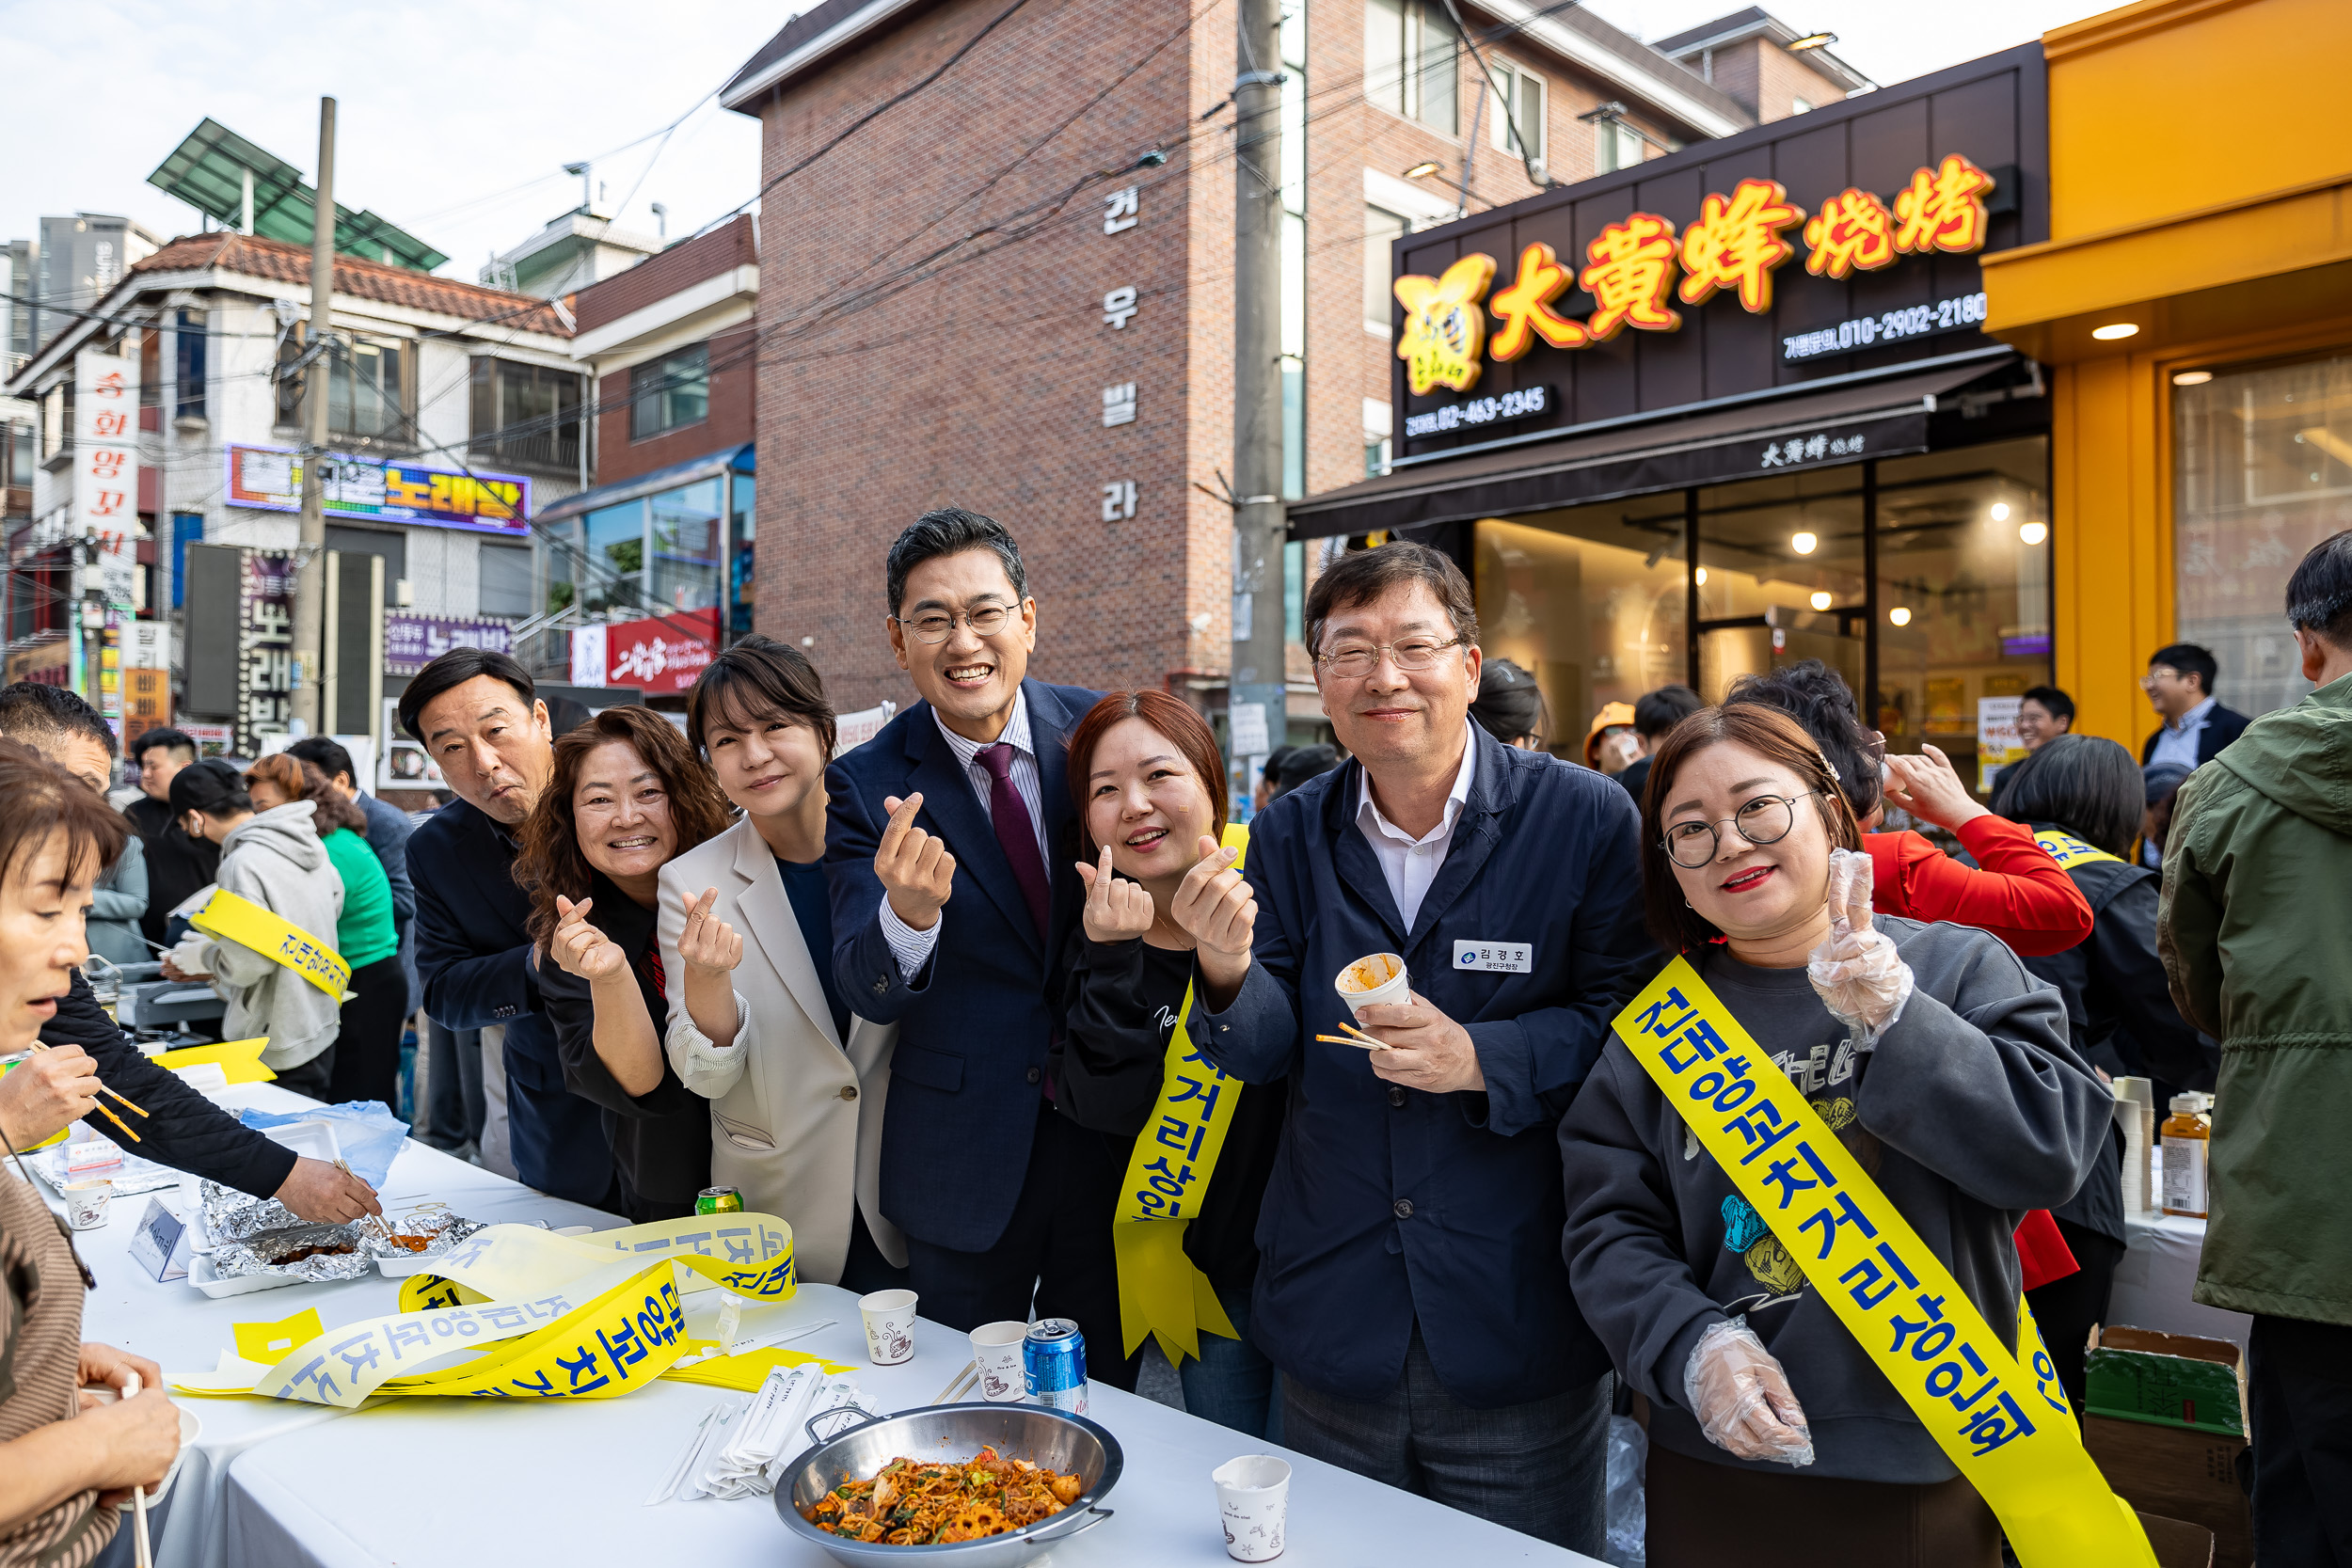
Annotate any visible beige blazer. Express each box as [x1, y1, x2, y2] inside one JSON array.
[[658, 816, 906, 1284]]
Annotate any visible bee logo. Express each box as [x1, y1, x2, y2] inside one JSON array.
[[1393, 254, 1498, 396]]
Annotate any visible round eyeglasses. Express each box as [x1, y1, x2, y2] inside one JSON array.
[[1661, 791, 1823, 868], [893, 605, 1015, 643], [1312, 636, 1465, 680]]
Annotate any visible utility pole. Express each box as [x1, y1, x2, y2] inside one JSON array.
[[292, 96, 336, 736], [1229, 0, 1286, 815]]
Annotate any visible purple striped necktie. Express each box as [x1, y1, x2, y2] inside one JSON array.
[[977, 742, 1051, 942]]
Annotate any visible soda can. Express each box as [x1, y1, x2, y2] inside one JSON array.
[[695, 1186, 745, 1215], [1023, 1318, 1089, 1415]]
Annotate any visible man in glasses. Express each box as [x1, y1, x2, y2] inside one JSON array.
[[2140, 643, 2249, 770], [821, 509, 1134, 1384], [1179, 542, 1655, 1553]]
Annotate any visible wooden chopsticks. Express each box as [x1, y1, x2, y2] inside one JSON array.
[[1316, 1021, 1398, 1052], [338, 1160, 396, 1243], [28, 1041, 146, 1142], [932, 1360, 979, 1405]]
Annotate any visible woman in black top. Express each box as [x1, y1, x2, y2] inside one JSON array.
[[1992, 736, 2214, 1412], [1055, 690, 1284, 1440], [517, 707, 732, 1222]]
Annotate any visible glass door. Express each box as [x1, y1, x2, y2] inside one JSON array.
[[1692, 470, 1867, 703]]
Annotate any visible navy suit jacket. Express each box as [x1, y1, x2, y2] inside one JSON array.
[[2139, 703, 2250, 768], [410, 798, 616, 1209], [1192, 724, 1656, 1408], [824, 679, 1102, 1252]]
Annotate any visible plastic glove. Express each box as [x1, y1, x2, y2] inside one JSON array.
[[1806, 847, 1913, 1046], [165, 933, 213, 978], [1683, 1315, 1816, 1466]]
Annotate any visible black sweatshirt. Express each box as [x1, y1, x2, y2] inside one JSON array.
[[1055, 932, 1284, 1294], [38, 972, 297, 1198], [537, 874, 712, 1220], [123, 795, 220, 949]]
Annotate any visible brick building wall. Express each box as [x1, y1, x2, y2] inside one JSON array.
[[593, 321, 757, 486], [1699, 37, 1850, 121]]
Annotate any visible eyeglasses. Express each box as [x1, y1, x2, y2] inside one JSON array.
[[893, 605, 1016, 643], [1662, 791, 1823, 868], [1312, 637, 1465, 680]]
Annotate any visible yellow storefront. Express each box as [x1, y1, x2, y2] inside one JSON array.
[[1981, 0, 2352, 742]]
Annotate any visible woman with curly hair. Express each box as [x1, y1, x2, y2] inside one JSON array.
[[516, 706, 734, 1220]]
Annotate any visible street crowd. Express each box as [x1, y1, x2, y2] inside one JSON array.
[[0, 509, 2347, 1567]]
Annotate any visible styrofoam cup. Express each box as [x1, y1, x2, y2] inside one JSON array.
[[1212, 1453, 1291, 1561], [858, 1288, 918, 1366], [969, 1320, 1028, 1402], [1334, 952, 1408, 1020]]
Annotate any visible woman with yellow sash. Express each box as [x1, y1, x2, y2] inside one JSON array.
[[1559, 705, 2113, 1567], [1053, 691, 1281, 1438]]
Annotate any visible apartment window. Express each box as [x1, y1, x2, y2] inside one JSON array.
[[1488, 61, 1546, 167], [480, 542, 533, 618], [631, 344, 709, 440], [1365, 206, 1408, 335], [174, 309, 206, 421], [40, 382, 69, 461], [469, 358, 581, 471], [7, 421, 31, 485], [1596, 119, 1646, 173], [1366, 0, 1457, 135], [275, 327, 414, 444]]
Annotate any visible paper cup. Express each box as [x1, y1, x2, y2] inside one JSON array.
[[64, 1180, 114, 1231], [970, 1320, 1029, 1402], [1212, 1454, 1291, 1561], [1333, 952, 1408, 1020], [858, 1288, 919, 1366]]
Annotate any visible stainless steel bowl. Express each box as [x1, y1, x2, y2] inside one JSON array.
[[775, 1403, 1121, 1568]]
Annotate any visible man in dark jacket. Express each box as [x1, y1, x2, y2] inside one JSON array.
[[0, 685, 378, 1221], [405, 648, 616, 1210], [2138, 642, 2251, 768], [123, 725, 218, 947], [1185, 545, 1655, 1553]]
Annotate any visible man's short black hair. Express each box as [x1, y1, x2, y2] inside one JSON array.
[[0, 681, 118, 757], [2020, 685, 2076, 724], [130, 725, 197, 765], [287, 736, 358, 786], [168, 756, 249, 817], [2148, 642, 2219, 696], [398, 647, 535, 743], [885, 507, 1027, 616], [1269, 744, 1340, 797], [1632, 685, 1703, 739], [1303, 541, 1479, 658], [2286, 529, 2352, 648]]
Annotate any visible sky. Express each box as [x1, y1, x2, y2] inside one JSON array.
[[4, 0, 2105, 286]]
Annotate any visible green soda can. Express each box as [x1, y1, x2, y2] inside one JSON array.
[[695, 1186, 745, 1215]]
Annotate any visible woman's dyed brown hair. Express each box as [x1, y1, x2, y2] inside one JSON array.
[[245, 752, 368, 835], [1063, 690, 1230, 861]]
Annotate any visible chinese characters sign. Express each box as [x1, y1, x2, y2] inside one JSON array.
[[1394, 155, 1995, 396], [227, 445, 531, 535], [73, 349, 140, 608]]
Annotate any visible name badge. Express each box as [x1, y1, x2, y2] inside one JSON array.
[[1454, 942, 1531, 974]]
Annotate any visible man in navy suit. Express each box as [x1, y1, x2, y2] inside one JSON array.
[[403, 649, 617, 1210], [822, 509, 1136, 1386], [2140, 642, 2252, 768]]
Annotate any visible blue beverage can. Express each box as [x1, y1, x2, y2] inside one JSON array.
[[1023, 1319, 1089, 1415]]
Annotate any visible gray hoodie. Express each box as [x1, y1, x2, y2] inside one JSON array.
[[198, 801, 346, 1071], [1561, 918, 2108, 1484]]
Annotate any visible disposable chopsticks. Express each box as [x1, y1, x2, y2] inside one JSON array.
[[932, 1360, 978, 1405], [24, 1040, 147, 1140], [1315, 1033, 1384, 1051], [337, 1160, 396, 1243]]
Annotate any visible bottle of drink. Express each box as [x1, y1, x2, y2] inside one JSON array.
[[2160, 1092, 2211, 1219]]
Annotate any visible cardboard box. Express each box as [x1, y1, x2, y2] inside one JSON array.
[[2138, 1511, 2216, 1568], [2086, 1327, 2251, 1568]]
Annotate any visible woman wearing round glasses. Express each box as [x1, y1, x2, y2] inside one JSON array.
[[1559, 705, 2106, 1567]]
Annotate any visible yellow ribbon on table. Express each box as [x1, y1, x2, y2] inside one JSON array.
[[154, 1037, 277, 1084], [1111, 823, 1251, 1368], [173, 1213, 804, 1407], [2031, 829, 2122, 870], [1613, 958, 2154, 1568], [190, 887, 352, 1001]]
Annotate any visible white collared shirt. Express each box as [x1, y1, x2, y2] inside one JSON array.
[[2148, 694, 2216, 772], [1354, 729, 1477, 928], [878, 689, 1047, 976]]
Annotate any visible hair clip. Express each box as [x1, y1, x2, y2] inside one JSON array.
[[1820, 756, 1841, 783]]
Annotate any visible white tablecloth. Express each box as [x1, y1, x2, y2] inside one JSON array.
[[63, 1083, 620, 1568], [216, 1281, 1602, 1567], [2108, 1211, 2253, 1348]]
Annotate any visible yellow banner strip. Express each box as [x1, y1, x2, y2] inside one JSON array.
[[1613, 958, 2153, 1568], [2031, 829, 2122, 869], [191, 887, 351, 1001]]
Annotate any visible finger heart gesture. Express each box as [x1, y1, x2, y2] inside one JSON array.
[[548, 894, 628, 981], [1171, 836, 1255, 958], [678, 886, 743, 974], [1073, 845, 1155, 943]]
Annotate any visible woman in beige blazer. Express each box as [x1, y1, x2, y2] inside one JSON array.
[[658, 638, 907, 1291]]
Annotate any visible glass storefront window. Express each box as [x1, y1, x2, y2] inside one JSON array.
[[1695, 471, 1867, 705], [2174, 352, 2352, 719], [730, 474, 755, 640], [649, 478, 723, 612], [582, 499, 645, 614]]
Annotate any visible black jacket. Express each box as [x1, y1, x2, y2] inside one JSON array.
[[39, 972, 297, 1198], [537, 872, 712, 1221], [2139, 703, 2251, 767], [123, 795, 220, 948]]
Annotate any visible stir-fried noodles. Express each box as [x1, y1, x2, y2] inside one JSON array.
[[801, 1446, 1085, 1544]]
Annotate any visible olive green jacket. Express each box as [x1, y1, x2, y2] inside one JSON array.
[[2159, 670, 2352, 1325]]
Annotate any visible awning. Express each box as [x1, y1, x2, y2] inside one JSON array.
[[534, 443, 755, 527], [1288, 356, 2018, 542]]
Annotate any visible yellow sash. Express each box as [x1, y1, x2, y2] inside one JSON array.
[[1612, 958, 2154, 1568], [191, 887, 352, 1000], [1111, 823, 1251, 1367], [2032, 829, 2122, 869]]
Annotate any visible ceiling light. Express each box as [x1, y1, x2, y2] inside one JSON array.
[[2019, 521, 2048, 546], [1889, 606, 1912, 626], [1790, 531, 1819, 555], [2173, 370, 2214, 387], [1402, 161, 1443, 180], [1693, 566, 1708, 585], [1989, 501, 2010, 522], [2091, 323, 2140, 341], [1787, 31, 1837, 50], [1809, 590, 1834, 611]]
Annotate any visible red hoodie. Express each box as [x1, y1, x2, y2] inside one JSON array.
[[1864, 816, 2093, 958]]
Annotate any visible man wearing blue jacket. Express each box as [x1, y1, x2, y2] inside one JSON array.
[[1184, 543, 1654, 1552]]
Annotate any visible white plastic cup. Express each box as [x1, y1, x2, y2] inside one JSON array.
[[64, 1180, 114, 1230], [858, 1288, 919, 1366], [1333, 952, 1408, 1020], [969, 1320, 1028, 1402], [1212, 1454, 1291, 1561]]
